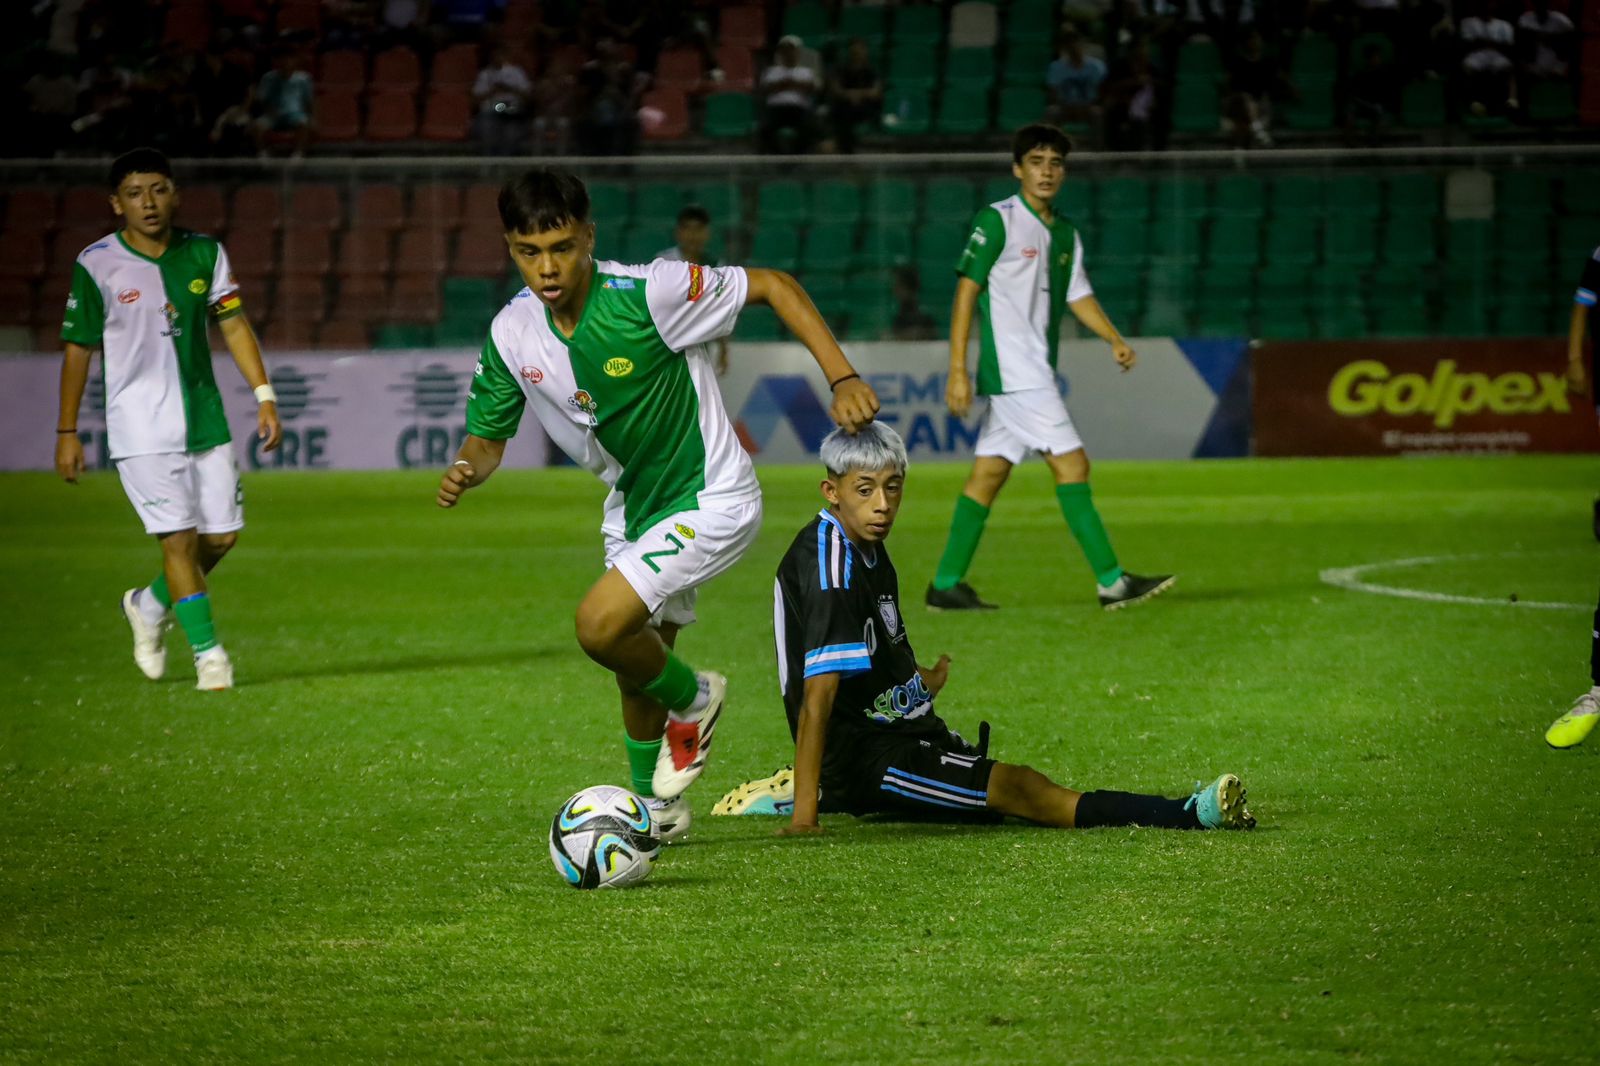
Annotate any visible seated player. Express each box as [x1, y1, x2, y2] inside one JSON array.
[[734, 422, 1255, 834]]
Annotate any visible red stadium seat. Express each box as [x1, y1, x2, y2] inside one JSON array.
[[335, 274, 389, 303], [413, 183, 465, 231], [386, 273, 442, 322], [287, 184, 344, 231], [276, 0, 320, 34], [179, 184, 229, 234], [0, 235, 48, 281], [546, 44, 586, 77], [337, 229, 395, 277], [222, 228, 279, 288], [319, 50, 367, 90], [431, 44, 480, 88], [316, 320, 370, 348], [350, 185, 406, 232], [714, 45, 756, 91], [394, 227, 454, 276], [316, 88, 362, 142], [49, 227, 107, 278], [232, 185, 285, 230], [364, 91, 418, 140], [640, 88, 690, 140], [654, 48, 705, 92], [719, 5, 767, 48], [461, 183, 501, 228], [371, 47, 422, 93], [162, 4, 210, 50], [269, 314, 321, 347], [274, 271, 329, 330], [282, 226, 334, 273], [420, 88, 472, 141], [0, 281, 34, 325], [59, 186, 115, 232], [3, 187, 59, 236], [452, 225, 511, 278]]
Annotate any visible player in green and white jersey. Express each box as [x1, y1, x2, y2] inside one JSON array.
[[436, 168, 879, 836], [927, 124, 1174, 612], [56, 148, 282, 691]]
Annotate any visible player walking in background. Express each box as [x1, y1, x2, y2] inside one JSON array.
[[928, 124, 1173, 612], [437, 168, 878, 837], [765, 422, 1252, 834], [55, 147, 281, 691]]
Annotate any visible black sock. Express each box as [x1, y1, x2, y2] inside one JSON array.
[[1590, 585, 1599, 687], [1075, 790, 1201, 830]]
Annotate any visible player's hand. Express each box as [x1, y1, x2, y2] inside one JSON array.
[[923, 654, 951, 697], [776, 822, 826, 837], [1112, 341, 1137, 372], [829, 376, 879, 433], [257, 401, 282, 452], [946, 372, 973, 417], [1568, 358, 1587, 396], [438, 460, 474, 508], [55, 433, 84, 484]]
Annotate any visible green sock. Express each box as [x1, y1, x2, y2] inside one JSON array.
[[173, 592, 218, 654], [640, 651, 698, 713], [625, 736, 661, 798], [148, 574, 172, 608], [1055, 482, 1123, 588], [932, 495, 991, 591]]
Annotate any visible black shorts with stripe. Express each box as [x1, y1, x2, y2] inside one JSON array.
[[822, 731, 999, 821]]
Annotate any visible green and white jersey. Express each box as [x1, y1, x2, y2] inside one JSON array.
[[956, 194, 1093, 396], [466, 258, 758, 542], [60, 229, 244, 460]]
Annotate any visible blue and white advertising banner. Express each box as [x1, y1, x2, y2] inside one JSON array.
[[721, 338, 1250, 464], [0, 350, 548, 472]]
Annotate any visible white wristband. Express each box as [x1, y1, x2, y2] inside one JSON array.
[[254, 384, 278, 405]]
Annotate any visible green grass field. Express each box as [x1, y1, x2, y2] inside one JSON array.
[[3, 456, 1598, 1063]]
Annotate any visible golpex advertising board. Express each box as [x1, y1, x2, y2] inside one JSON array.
[[0, 350, 548, 471], [1254, 339, 1598, 456]]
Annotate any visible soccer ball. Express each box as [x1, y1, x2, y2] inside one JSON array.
[[548, 785, 661, 889]]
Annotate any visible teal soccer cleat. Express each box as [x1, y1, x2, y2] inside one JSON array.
[[1185, 773, 1256, 830]]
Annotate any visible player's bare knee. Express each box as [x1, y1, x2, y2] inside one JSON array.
[[1049, 448, 1090, 483], [158, 529, 200, 559], [201, 531, 238, 557]]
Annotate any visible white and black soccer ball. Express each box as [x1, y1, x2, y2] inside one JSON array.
[[548, 785, 661, 889]]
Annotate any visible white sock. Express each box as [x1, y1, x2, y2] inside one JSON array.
[[136, 587, 168, 626], [680, 676, 711, 717], [195, 644, 228, 663]]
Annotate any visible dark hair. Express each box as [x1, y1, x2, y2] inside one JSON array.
[[676, 204, 711, 226], [498, 168, 590, 233], [1011, 124, 1072, 164], [109, 147, 173, 190]]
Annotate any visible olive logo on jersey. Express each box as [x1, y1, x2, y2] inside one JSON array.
[[1058, 252, 1071, 266], [160, 302, 183, 339], [117, 288, 140, 304], [877, 595, 902, 640], [568, 390, 599, 425], [1021, 247, 1039, 259], [603, 357, 634, 378], [520, 365, 544, 383], [188, 278, 207, 294], [686, 263, 705, 303], [674, 523, 696, 540]]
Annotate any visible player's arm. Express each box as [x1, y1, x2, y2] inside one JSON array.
[[218, 314, 282, 452], [918, 654, 952, 698], [947, 277, 980, 416], [55, 342, 93, 483], [438, 434, 507, 508], [780, 671, 839, 837], [745, 267, 879, 432], [1568, 250, 1598, 394], [1065, 233, 1135, 371]]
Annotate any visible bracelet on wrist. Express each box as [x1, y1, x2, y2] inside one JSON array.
[[828, 372, 860, 390]]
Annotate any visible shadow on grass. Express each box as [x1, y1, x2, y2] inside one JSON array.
[[243, 646, 565, 685]]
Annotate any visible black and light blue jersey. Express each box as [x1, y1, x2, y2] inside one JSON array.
[[1577, 246, 1600, 387]]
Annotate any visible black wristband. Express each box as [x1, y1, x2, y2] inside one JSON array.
[[57, 428, 77, 434], [829, 373, 860, 390]]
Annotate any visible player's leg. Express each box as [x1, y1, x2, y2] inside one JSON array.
[[1546, 583, 1600, 749], [927, 453, 1013, 610], [616, 620, 692, 840], [987, 762, 1255, 830], [1042, 444, 1175, 610]]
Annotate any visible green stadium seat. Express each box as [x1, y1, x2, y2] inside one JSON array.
[[1438, 301, 1490, 337], [1264, 218, 1320, 267], [812, 181, 863, 225], [1257, 307, 1314, 339], [1151, 218, 1205, 263], [685, 182, 740, 226], [1282, 84, 1336, 130], [1314, 299, 1368, 339], [918, 223, 966, 270], [924, 177, 977, 223], [1347, 32, 1394, 71], [916, 262, 955, 314], [1153, 177, 1212, 223], [837, 4, 886, 42], [1096, 216, 1151, 264], [1213, 174, 1266, 220], [1207, 217, 1263, 268], [800, 226, 857, 272], [374, 323, 433, 348], [1145, 256, 1195, 299], [1289, 34, 1337, 88], [982, 177, 1017, 206], [1445, 219, 1493, 270], [1494, 295, 1554, 336], [734, 304, 785, 340], [1385, 173, 1439, 215], [1006, 0, 1056, 37], [618, 225, 666, 263], [782, 2, 829, 41], [1268, 175, 1326, 218], [1372, 295, 1430, 337], [867, 179, 919, 226], [1091, 263, 1142, 306], [1171, 81, 1220, 133], [1056, 180, 1094, 221], [747, 227, 800, 271], [935, 91, 990, 135], [1177, 40, 1223, 81], [586, 181, 631, 225], [844, 291, 897, 340], [634, 184, 688, 229], [757, 180, 810, 227], [1257, 265, 1312, 302], [893, 4, 942, 47], [435, 317, 484, 346], [945, 49, 997, 91], [1195, 305, 1249, 336], [441, 276, 499, 309], [799, 271, 848, 311], [1139, 299, 1190, 336], [1324, 221, 1378, 268], [888, 45, 939, 90], [1528, 81, 1576, 123], [1497, 172, 1556, 217], [703, 93, 755, 138], [1199, 266, 1254, 304], [1380, 216, 1437, 267], [997, 86, 1047, 128], [857, 224, 917, 268], [1003, 39, 1053, 85], [1324, 175, 1382, 219], [1099, 177, 1152, 221], [1400, 79, 1447, 127], [1495, 218, 1552, 265], [883, 87, 932, 134]]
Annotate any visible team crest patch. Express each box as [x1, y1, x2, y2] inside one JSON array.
[[188, 278, 207, 294], [603, 357, 634, 377], [878, 595, 901, 639], [686, 263, 704, 302], [567, 389, 599, 425], [117, 288, 140, 304], [674, 523, 696, 540], [520, 365, 544, 383], [160, 302, 183, 338]]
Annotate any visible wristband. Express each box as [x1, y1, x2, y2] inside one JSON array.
[[829, 372, 860, 390], [254, 384, 278, 404], [57, 428, 77, 434]]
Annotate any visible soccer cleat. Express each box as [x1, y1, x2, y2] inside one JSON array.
[[1545, 689, 1600, 749], [646, 794, 693, 843], [194, 647, 234, 691], [652, 671, 726, 799], [1185, 773, 1256, 830], [925, 582, 999, 611], [120, 588, 169, 680], [712, 765, 796, 816], [1099, 572, 1177, 611]]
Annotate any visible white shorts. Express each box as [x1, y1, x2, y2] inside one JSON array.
[[606, 497, 763, 628], [974, 388, 1085, 464], [115, 445, 244, 536]]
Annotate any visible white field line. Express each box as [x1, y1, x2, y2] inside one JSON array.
[[1319, 553, 1589, 611]]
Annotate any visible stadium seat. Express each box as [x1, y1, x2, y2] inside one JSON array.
[[221, 229, 277, 288], [781, 1, 829, 41], [364, 91, 418, 140], [888, 45, 939, 90], [2, 187, 58, 236], [1437, 300, 1490, 337], [1282, 84, 1336, 130], [232, 186, 285, 231], [685, 183, 739, 227], [800, 227, 857, 272], [894, 5, 943, 47], [1140, 299, 1191, 336], [276, 0, 319, 33], [1099, 177, 1152, 221], [924, 178, 976, 223], [1263, 217, 1320, 267], [421, 88, 472, 141], [1212, 174, 1265, 220], [1199, 266, 1254, 304], [1384, 173, 1439, 215], [1494, 294, 1555, 336], [945, 49, 997, 91], [394, 226, 453, 277], [1315, 301, 1367, 339], [452, 225, 510, 279], [1177, 40, 1223, 82], [949, 2, 999, 49], [1207, 217, 1263, 268], [372, 48, 422, 94], [997, 86, 1046, 129], [1003, 36, 1052, 85], [1171, 82, 1220, 133], [612, 225, 661, 263], [0, 279, 36, 326], [756, 180, 810, 227], [640, 88, 690, 140], [317, 320, 369, 348], [336, 229, 394, 278], [315, 89, 362, 142], [981, 178, 1016, 206], [59, 186, 111, 231], [431, 44, 479, 89], [1324, 175, 1382, 220], [586, 182, 631, 226], [162, 3, 210, 50], [1380, 216, 1437, 266], [812, 181, 862, 226], [1289, 34, 1337, 88], [287, 184, 343, 232], [350, 186, 406, 233], [1006, 0, 1055, 37], [282, 226, 334, 273], [1496, 217, 1552, 266], [634, 184, 689, 230], [838, 5, 886, 41], [714, 45, 756, 92], [1400, 79, 1447, 127], [866, 179, 918, 227], [176, 184, 228, 235], [655, 48, 705, 93], [1096, 217, 1151, 265], [1372, 294, 1430, 337], [1152, 177, 1210, 223], [734, 304, 785, 340], [883, 87, 932, 134], [857, 224, 916, 268], [1151, 218, 1205, 264], [1324, 220, 1378, 267], [703, 92, 756, 138], [1497, 171, 1556, 217], [1268, 175, 1325, 219], [319, 50, 366, 89], [1257, 306, 1314, 339], [1528, 81, 1576, 123], [719, 5, 767, 49]]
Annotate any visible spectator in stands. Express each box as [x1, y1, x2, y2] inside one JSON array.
[[1222, 28, 1287, 147], [891, 268, 938, 343], [377, 0, 431, 50], [22, 54, 80, 157], [759, 35, 820, 154], [1345, 39, 1402, 131], [573, 41, 639, 155], [1458, 0, 1517, 116], [71, 53, 134, 151], [827, 37, 882, 154], [1350, 0, 1402, 37], [431, 0, 496, 43], [1401, 0, 1457, 78], [1103, 36, 1164, 150], [655, 206, 730, 374], [531, 70, 574, 155], [473, 46, 534, 156], [1046, 30, 1107, 132], [253, 47, 315, 156], [1517, 0, 1575, 81], [196, 34, 259, 157]]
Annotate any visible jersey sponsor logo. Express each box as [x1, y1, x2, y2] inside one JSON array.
[[877, 595, 901, 640], [1021, 247, 1039, 259], [686, 263, 705, 303], [568, 389, 599, 425], [601, 277, 636, 290], [160, 302, 183, 338], [117, 288, 140, 304], [603, 357, 634, 378], [519, 365, 544, 383], [673, 523, 696, 540], [1328, 358, 1571, 428], [188, 278, 207, 294], [867, 672, 933, 724]]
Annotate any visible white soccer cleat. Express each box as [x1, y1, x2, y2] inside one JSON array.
[[194, 647, 234, 691], [652, 671, 726, 799], [646, 794, 693, 843], [120, 588, 169, 680]]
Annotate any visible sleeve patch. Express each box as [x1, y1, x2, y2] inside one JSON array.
[[212, 294, 244, 318], [686, 263, 705, 303]]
